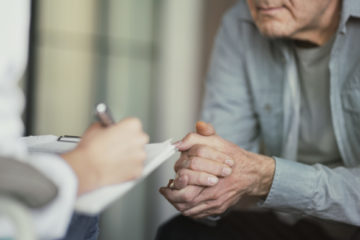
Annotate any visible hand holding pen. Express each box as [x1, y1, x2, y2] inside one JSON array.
[[61, 102, 149, 195]]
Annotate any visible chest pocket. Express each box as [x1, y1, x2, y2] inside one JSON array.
[[342, 89, 360, 113], [342, 88, 360, 150], [340, 54, 360, 131]]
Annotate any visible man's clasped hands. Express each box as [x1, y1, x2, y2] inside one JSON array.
[[160, 121, 276, 219]]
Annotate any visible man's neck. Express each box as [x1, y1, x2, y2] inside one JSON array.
[[292, 0, 341, 46]]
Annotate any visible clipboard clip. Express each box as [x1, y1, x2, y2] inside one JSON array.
[[57, 135, 81, 143]]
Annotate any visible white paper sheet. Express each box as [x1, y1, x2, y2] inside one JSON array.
[[23, 135, 175, 215]]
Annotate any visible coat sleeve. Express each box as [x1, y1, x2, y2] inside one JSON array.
[[0, 0, 78, 239]]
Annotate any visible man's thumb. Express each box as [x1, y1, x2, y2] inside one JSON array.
[[196, 121, 216, 136]]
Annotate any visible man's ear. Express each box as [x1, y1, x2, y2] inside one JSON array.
[[196, 121, 216, 136]]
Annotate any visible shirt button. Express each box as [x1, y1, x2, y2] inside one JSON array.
[[265, 104, 272, 113]]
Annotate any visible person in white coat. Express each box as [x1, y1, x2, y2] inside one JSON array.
[[0, 1, 149, 239]]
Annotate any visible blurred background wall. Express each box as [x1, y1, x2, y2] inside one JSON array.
[[24, 0, 237, 239]]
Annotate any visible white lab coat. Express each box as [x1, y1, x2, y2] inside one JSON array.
[[0, 0, 78, 239]]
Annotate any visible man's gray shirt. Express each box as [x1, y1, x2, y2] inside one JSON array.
[[295, 38, 342, 167], [201, 0, 360, 226]]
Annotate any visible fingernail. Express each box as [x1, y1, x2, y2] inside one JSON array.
[[222, 167, 232, 176], [225, 159, 234, 166], [167, 179, 174, 188], [208, 176, 219, 185]]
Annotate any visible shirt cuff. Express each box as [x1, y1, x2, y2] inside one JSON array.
[[261, 157, 317, 214], [27, 153, 78, 239]]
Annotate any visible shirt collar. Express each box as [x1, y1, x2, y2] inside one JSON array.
[[337, 0, 360, 33], [237, 1, 253, 22]]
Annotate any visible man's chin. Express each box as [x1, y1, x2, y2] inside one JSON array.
[[256, 22, 293, 39]]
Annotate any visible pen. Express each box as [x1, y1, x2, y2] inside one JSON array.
[[95, 103, 115, 127]]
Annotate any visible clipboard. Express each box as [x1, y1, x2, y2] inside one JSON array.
[[23, 135, 176, 214]]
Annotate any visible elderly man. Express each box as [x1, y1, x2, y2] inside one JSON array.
[[158, 0, 360, 239]]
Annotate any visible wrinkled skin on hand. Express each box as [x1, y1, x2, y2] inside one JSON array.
[[160, 121, 275, 218]]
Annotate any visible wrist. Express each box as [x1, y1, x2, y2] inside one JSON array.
[[250, 154, 275, 198], [258, 155, 275, 197], [61, 148, 101, 195]]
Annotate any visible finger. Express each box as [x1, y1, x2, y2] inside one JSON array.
[[159, 185, 203, 204], [173, 174, 188, 189], [174, 152, 189, 172], [172, 202, 190, 212], [160, 194, 189, 212], [140, 132, 150, 145], [190, 195, 238, 218], [131, 132, 149, 146], [159, 187, 182, 203], [160, 194, 187, 212], [188, 145, 234, 167], [181, 157, 232, 177], [119, 117, 142, 130], [183, 202, 211, 217], [177, 133, 217, 152], [194, 184, 240, 207], [196, 121, 216, 136], [174, 169, 219, 189], [81, 122, 102, 138], [183, 193, 232, 217], [88, 122, 102, 130], [174, 121, 216, 147]]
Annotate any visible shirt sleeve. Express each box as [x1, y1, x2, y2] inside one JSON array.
[[261, 157, 360, 226], [0, 0, 78, 239]]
